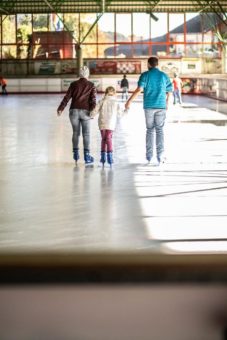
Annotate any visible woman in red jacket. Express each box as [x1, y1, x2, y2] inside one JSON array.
[[0, 77, 7, 95]]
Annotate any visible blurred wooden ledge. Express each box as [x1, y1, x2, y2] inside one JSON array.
[[1, 252, 227, 284]]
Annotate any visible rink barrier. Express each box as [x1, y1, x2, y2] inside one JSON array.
[[3, 76, 227, 101], [1, 253, 227, 284]]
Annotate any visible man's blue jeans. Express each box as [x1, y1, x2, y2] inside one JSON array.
[[69, 109, 91, 151], [144, 109, 166, 161]]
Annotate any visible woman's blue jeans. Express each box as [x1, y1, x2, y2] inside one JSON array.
[[144, 109, 166, 161], [69, 109, 91, 151]]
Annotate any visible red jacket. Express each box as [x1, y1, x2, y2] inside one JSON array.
[[0, 78, 7, 86], [58, 78, 96, 112]]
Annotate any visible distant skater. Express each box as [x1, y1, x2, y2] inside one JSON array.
[[57, 66, 96, 165], [0, 77, 7, 95], [120, 74, 129, 101], [91, 86, 124, 167], [172, 73, 183, 105]]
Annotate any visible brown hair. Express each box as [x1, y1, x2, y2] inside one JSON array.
[[105, 86, 116, 96], [148, 56, 159, 68]]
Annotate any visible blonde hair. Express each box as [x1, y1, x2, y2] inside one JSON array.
[[105, 86, 116, 96]]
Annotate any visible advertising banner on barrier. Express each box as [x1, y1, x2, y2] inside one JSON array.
[[88, 60, 141, 74], [89, 61, 117, 74]]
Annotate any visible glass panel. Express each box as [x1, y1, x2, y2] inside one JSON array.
[[63, 42, 75, 58], [49, 13, 64, 32], [17, 45, 29, 59], [132, 44, 149, 57], [203, 31, 213, 43], [48, 45, 62, 59], [169, 14, 184, 43], [64, 14, 79, 42], [98, 14, 114, 43], [80, 14, 97, 43], [116, 14, 131, 42], [169, 43, 185, 57], [213, 33, 219, 43], [32, 31, 48, 45], [187, 33, 203, 43], [33, 14, 48, 32], [151, 13, 167, 41], [151, 44, 168, 57], [2, 15, 16, 43], [185, 44, 204, 57], [105, 44, 133, 58], [203, 44, 220, 57], [133, 13, 150, 41], [202, 13, 219, 33], [17, 14, 32, 43], [33, 43, 47, 59], [98, 44, 114, 58], [115, 44, 133, 58], [82, 44, 97, 58], [103, 44, 115, 58], [2, 45, 17, 58], [186, 13, 202, 42], [48, 30, 64, 44]]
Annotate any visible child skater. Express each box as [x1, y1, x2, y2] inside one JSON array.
[[91, 86, 124, 167]]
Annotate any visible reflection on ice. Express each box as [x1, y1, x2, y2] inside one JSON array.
[[164, 241, 227, 254]]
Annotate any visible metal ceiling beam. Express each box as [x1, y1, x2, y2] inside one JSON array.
[[0, 0, 17, 14], [213, 0, 227, 22], [51, 0, 65, 13], [0, 6, 9, 15], [145, 0, 161, 12], [1, 0, 227, 14], [196, 0, 227, 26]]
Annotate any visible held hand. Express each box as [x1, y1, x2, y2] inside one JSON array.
[[57, 110, 62, 116], [125, 101, 130, 110]]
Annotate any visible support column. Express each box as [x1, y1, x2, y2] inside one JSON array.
[[222, 44, 227, 74], [76, 44, 83, 77]]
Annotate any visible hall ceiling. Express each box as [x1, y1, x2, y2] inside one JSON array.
[[0, 0, 227, 15]]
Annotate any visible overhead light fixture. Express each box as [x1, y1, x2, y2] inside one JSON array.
[[150, 13, 159, 22]]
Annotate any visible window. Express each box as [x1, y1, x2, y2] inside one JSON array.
[[133, 13, 150, 42], [169, 14, 185, 43], [98, 13, 114, 43], [64, 13, 79, 42], [151, 13, 167, 41], [80, 14, 97, 43], [116, 14, 131, 42], [17, 14, 32, 43], [2, 45, 16, 58], [3, 15, 16, 43], [33, 14, 48, 32]]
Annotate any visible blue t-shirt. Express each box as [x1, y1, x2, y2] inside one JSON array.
[[138, 68, 172, 109]]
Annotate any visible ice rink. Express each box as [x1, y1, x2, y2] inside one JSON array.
[[1, 93, 227, 254]]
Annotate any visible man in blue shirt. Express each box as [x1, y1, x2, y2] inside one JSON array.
[[125, 56, 172, 164]]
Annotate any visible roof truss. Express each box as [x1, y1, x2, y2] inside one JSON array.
[[0, 0, 227, 14]]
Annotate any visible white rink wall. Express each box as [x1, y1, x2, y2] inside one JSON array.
[[4, 75, 227, 102]]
